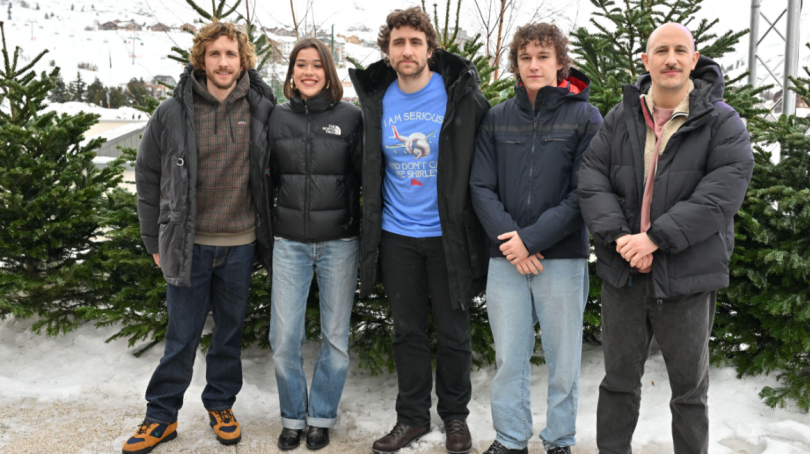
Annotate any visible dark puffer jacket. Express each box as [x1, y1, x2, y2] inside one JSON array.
[[136, 65, 275, 286], [578, 56, 754, 298], [349, 50, 491, 310], [471, 68, 602, 259], [268, 90, 362, 242]]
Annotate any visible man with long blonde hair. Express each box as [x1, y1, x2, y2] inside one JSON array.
[[123, 20, 275, 454]]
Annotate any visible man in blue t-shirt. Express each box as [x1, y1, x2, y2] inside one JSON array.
[[381, 73, 445, 237], [349, 7, 490, 454]]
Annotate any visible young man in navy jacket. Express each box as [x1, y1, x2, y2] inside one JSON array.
[[470, 23, 602, 454]]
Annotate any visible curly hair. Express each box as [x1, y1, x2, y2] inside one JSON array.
[[190, 20, 257, 71], [508, 23, 571, 84], [377, 7, 440, 61]]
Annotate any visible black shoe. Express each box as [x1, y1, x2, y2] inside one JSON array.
[[306, 427, 329, 450], [546, 446, 571, 454], [278, 428, 302, 451], [482, 440, 529, 454]]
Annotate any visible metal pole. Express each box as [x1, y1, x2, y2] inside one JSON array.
[[749, 0, 761, 86], [783, 0, 802, 117]]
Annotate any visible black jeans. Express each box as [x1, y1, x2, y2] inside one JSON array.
[[597, 272, 716, 454], [380, 231, 472, 426], [144, 242, 254, 424]]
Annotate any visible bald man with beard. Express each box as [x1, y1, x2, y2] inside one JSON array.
[[578, 23, 753, 454]]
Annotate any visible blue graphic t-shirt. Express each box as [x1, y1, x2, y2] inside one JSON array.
[[381, 73, 447, 237]]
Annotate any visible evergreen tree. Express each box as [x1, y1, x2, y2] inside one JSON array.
[[85, 77, 105, 105], [68, 71, 86, 101], [711, 43, 810, 410], [570, 0, 746, 117], [48, 74, 69, 102], [125, 77, 150, 107], [0, 23, 125, 334]]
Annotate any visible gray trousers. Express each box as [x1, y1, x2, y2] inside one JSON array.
[[596, 272, 716, 454]]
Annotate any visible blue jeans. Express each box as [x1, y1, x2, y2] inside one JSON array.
[[269, 237, 359, 429], [486, 257, 588, 450], [145, 242, 255, 424]]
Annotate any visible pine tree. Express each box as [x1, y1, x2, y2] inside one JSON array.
[[0, 23, 125, 334], [48, 73, 69, 102], [85, 77, 105, 105], [68, 71, 86, 101], [570, 0, 746, 117], [711, 43, 810, 410], [125, 77, 150, 107]]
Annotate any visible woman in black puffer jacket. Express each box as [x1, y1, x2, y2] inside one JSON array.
[[267, 38, 362, 451]]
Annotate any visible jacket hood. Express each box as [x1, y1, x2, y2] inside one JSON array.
[[349, 49, 481, 100], [631, 55, 724, 117], [174, 64, 277, 105], [514, 67, 592, 114]]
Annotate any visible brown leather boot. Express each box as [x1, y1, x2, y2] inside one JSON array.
[[444, 419, 472, 453], [371, 422, 430, 453]]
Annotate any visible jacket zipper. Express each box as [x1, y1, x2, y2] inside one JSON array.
[[528, 98, 543, 211], [305, 101, 311, 239]]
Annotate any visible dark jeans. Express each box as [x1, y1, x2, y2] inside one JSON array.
[[145, 242, 255, 424], [380, 231, 472, 426], [597, 272, 716, 454]]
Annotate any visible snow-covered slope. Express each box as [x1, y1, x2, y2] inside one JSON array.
[[7, 0, 808, 91]]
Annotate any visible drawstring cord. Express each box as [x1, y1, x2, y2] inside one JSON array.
[[213, 102, 236, 143]]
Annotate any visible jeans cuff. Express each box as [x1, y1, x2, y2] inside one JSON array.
[[496, 435, 527, 451], [306, 416, 337, 428], [144, 415, 175, 425], [282, 417, 307, 430]]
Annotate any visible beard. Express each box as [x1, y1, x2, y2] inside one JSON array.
[[206, 69, 238, 90], [393, 58, 428, 80]]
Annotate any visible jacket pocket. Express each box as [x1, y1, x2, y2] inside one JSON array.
[[671, 231, 729, 279], [462, 206, 488, 279]]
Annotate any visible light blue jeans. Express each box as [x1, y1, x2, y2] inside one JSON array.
[[486, 257, 588, 450], [269, 237, 359, 429]]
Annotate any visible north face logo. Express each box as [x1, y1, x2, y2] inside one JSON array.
[[323, 125, 341, 135]]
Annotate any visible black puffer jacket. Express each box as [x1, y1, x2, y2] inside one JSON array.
[[349, 50, 491, 310], [136, 65, 275, 286], [268, 91, 362, 242], [578, 56, 753, 298]]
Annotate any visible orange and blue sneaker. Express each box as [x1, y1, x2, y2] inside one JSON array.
[[122, 420, 177, 454], [208, 409, 241, 445]]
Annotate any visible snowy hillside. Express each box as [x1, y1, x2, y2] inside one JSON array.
[[6, 0, 809, 91]]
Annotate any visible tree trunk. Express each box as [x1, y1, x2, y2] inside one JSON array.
[[493, 0, 506, 80]]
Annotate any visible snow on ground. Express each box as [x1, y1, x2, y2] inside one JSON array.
[[1, 316, 810, 453]]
